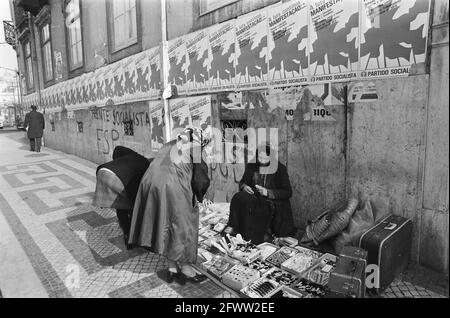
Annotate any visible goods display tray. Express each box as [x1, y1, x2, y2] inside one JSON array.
[[265, 246, 299, 268]]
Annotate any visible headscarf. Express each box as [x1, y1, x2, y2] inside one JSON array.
[[176, 127, 211, 148]]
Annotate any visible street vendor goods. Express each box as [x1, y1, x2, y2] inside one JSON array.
[[304, 254, 338, 286], [201, 255, 236, 279], [270, 286, 305, 298], [245, 259, 273, 275], [257, 243, 279, 260], [291, 278, 328, 298], [295, 246, 323, 259], [222, 264, 260, 290], [281, 253, 316, 276], [241, 277, 280, 298], [301, 198, 358, 246], [266, 246, 298, 267], [263, 267, 298, 286], [228, 241, 261, 264]]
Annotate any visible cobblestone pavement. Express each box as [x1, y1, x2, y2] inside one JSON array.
[[0, 132, 447, 298]]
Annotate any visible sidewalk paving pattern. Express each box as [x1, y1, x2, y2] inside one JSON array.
[[0, 132, 447, 298]]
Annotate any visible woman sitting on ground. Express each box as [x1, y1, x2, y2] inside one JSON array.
[[224, 144, 296, 244]]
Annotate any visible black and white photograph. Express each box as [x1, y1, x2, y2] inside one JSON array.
[[0, 0, 448, 304]]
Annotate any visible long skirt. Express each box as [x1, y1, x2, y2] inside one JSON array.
[[227, 191, 273, 245]]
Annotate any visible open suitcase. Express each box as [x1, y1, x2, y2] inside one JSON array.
[[359, 214, 412, 293]]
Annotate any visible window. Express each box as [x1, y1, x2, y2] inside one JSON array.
[[24, 41, 34, 90], [112, 0, 137, 51], [41, 23, 53, 82], [199, 0, 239, 15], [65, 0, 84, 70]]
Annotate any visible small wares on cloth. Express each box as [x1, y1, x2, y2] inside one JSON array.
[[263, 267, 297, 286], [291, 278, 328, 298], [222, 265, 260, 290], [265, 246, 298, 268], [257, 243, 279, 261], [241, 278, 280, 298], [270, 286, 305, 298], [201, 255, 236, 279], [244, 259, 273, 275], [304, 254, 338, 286]]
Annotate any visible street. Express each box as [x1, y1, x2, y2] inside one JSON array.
[[0, 130, 234, 298]]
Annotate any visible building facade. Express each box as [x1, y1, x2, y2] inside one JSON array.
[[10, 0, 449, 274]]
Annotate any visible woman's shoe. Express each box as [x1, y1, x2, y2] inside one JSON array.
[[166, 270, 178, 284], [178, 272, 207, 284], [174, 272, 187, 285]]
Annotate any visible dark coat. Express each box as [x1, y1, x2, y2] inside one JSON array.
[[93, 147, 152, 209], [238, 161, 296, 238], [24, 110, 45, 139]]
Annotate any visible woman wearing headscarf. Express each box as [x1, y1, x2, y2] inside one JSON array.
[[225, 143, 296, 245], [128, 127, 211, 285]]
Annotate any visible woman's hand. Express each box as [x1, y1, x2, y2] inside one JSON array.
[[255, 185, 268, 197], [242, 184, 255, 194], [202, 198, 213, 206]]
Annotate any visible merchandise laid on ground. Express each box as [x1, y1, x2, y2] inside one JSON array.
[[194, 202, 367, 298]]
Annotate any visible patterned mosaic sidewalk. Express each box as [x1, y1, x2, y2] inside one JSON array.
[[0, 132, 447, 298]]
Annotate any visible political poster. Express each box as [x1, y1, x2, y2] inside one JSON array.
[[360, 0, 431, 79], [103, 62, 115, 102], [134, 50, 150, 100], [169, 97, 191, 139], [348, 81, 379, 102], [111, 60, 125, 104], [122, 55, 137, 102], [187, 95, 212, 132], [94, 67, 106, 106], [185, 28, 211, 94], [148, 46, 161, 99], [235, 8, 268, 90], [149, 101, 164, 151], [309, 0, 359, 83], [267, 0, 309, 88], [208, 20, 237, 92], [168, 37, 188, 94]]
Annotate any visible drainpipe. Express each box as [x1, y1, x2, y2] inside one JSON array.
[[160, 0, 171, 143], [28, 12, 42, 106]]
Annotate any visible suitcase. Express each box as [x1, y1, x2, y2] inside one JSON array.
[[340, 246, 368, 268], [327, 257, 366, 298], [359, 214, 412, 293]]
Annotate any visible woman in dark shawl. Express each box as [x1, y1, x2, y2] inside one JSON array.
[[225, 144, 296, 244], [128, 127, 211, 285], [92, 146, 152, 249]]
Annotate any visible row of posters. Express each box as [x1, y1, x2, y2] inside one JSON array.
[[40, 47, 161, 112], [36, 0, 430, 112], [169, 95, 212, 141], [147, 96, 213, 151], [168, 0, 431, 92]]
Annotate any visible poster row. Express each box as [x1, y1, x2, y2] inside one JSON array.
[[168, 0, 431, 93], [30, 0, 430, 111], [35, 47, 161, 112]]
